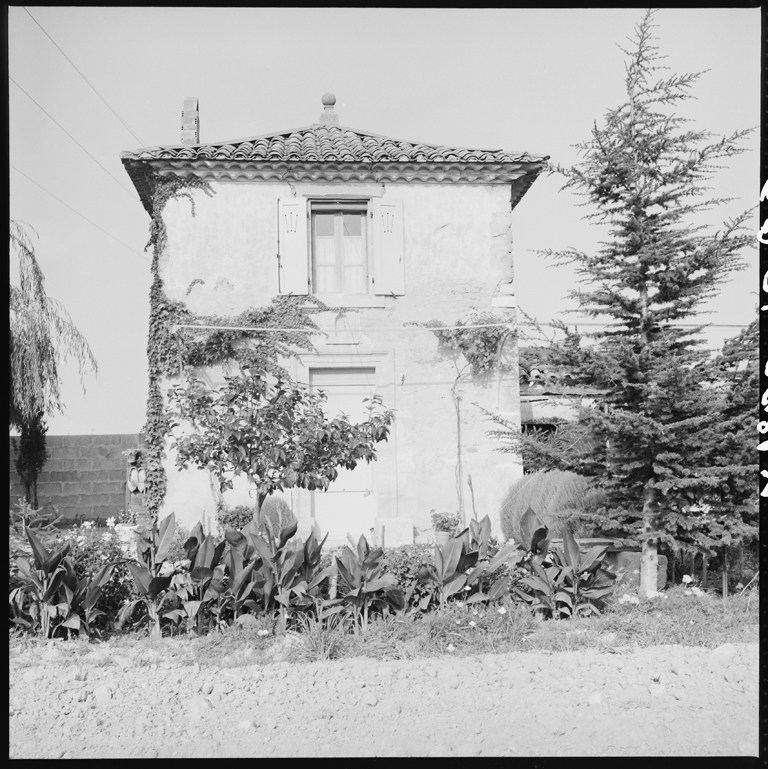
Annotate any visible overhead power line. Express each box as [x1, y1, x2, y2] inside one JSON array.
[[170, 320, 751, 334], [11, 164, 150, 263], [10, 75, 141, 204], [22, 6, 146, 147]]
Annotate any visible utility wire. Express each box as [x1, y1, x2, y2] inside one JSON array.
[[22, 6, 146, 147], [11, 164, 150, 263], [171, 320, 751, 333], [10, 75, 141, 204]]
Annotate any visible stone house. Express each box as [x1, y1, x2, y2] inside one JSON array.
[[121, 94, 547, 546]]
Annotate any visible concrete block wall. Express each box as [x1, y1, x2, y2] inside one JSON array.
[[9, 434, 144, 522]]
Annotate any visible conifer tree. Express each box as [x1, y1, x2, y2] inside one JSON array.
[[696, 319, 759, 558], [511, 10, 754, 595]]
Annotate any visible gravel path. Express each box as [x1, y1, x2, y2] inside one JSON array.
[[9, 640, 758, 758]]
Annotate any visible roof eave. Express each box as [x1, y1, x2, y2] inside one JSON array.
[[121, 156, 548, 218]]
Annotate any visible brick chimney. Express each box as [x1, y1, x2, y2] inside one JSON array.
[[181, 97, 199, 145]]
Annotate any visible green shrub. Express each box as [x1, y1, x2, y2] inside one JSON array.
[[164, 523, 192, 564], [379, 544, 435, 608], [215, 504, 255, 534], [215, 496, 296, 539], [500, 469, 606, 543], [259, 496, 296, 537], [61, 525, 132, 630]]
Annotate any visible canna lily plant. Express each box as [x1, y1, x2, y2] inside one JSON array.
[[172, 521, 227, 635], [514, 508, 616, 618], [333, 534, 404, 633], [9, 528, 78, 638], [118, 512, 179, 637], [225, 516, 333, 627], [417, 516, 522, 609], [9, 526, 119, 638]]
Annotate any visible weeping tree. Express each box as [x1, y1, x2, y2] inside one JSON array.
[[503, 11, 753, 596], [9, 220, 98, 508]]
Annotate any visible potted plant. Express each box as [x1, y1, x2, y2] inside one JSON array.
[[431, 511, 460, 546]]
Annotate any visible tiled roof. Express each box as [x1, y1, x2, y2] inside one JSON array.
[[121, 123, 547, 165]]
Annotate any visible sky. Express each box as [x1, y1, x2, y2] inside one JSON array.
[[9, 7, 761, 436]]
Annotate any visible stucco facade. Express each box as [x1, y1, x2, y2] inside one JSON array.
[[122, 96, 547, 545]]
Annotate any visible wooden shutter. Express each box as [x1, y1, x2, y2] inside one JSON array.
[[371, 198, 405, 296], [277, 197, 309, 295]]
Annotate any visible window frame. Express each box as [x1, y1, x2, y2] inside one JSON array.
[[309, 200, 370, 297]]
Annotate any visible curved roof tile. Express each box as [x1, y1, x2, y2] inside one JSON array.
[[121, 123, 548, 165]]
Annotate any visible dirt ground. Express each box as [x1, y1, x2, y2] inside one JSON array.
[[8, 638, 758, 758]]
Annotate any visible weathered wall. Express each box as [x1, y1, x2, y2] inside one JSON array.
[[8, 434, 142, 522], [158, 180, 524, 541]]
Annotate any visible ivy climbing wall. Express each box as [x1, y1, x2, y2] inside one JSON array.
[[137, 170, 524, 540]]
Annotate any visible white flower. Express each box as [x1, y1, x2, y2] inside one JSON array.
[[455, 601, 464, 608], [619, 593, 639, 604], [683, 589, 692, 596], [257, 629, 269, 637], [446, 644, 455, 652], [158, 562, 174, 578], [81, 521, 94, 530], [463, 585, 471, 591], [100, 555, 107, 561], [455, 620, 462, 625], [681, 575, 692, 584], [497, 607, 507, 615], [469, 621, 476, 628], [106, 517, 116, 529], [735, 582, 744, 591], [102, 533, 112, 541]]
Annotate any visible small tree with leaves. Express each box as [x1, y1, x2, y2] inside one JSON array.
[[167, 369, 394, 515], [498, 11, 753, 596], [10, 220, 97, 507]]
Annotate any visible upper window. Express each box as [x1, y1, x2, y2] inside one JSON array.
[[311, 202, 368, 294], [278, 196, 405, 300]]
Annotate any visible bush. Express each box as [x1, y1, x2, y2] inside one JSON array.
[[215, 504, 255, 534], [59, 524, 133, 631], [379, 544, 435, 608], [500, 469, 606, 543], [215, 496, 296, 538], [259, 496, 296, 537], [164, 523, 192, 564]]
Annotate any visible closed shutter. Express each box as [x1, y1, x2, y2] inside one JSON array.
[[371, 198, 405, 296], [277, 197, 309, 295]]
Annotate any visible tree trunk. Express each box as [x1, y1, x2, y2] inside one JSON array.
[[15, 414, 48, 510], [639, 487, 658, 597], [701, 554, 708, 590], [722, 548, 728, 598], [738, 544, 743, 584]]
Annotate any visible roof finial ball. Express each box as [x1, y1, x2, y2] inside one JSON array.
[[318, 92, 339, 126]]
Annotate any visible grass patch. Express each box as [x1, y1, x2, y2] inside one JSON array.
[[9, 587, 758, 665]]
